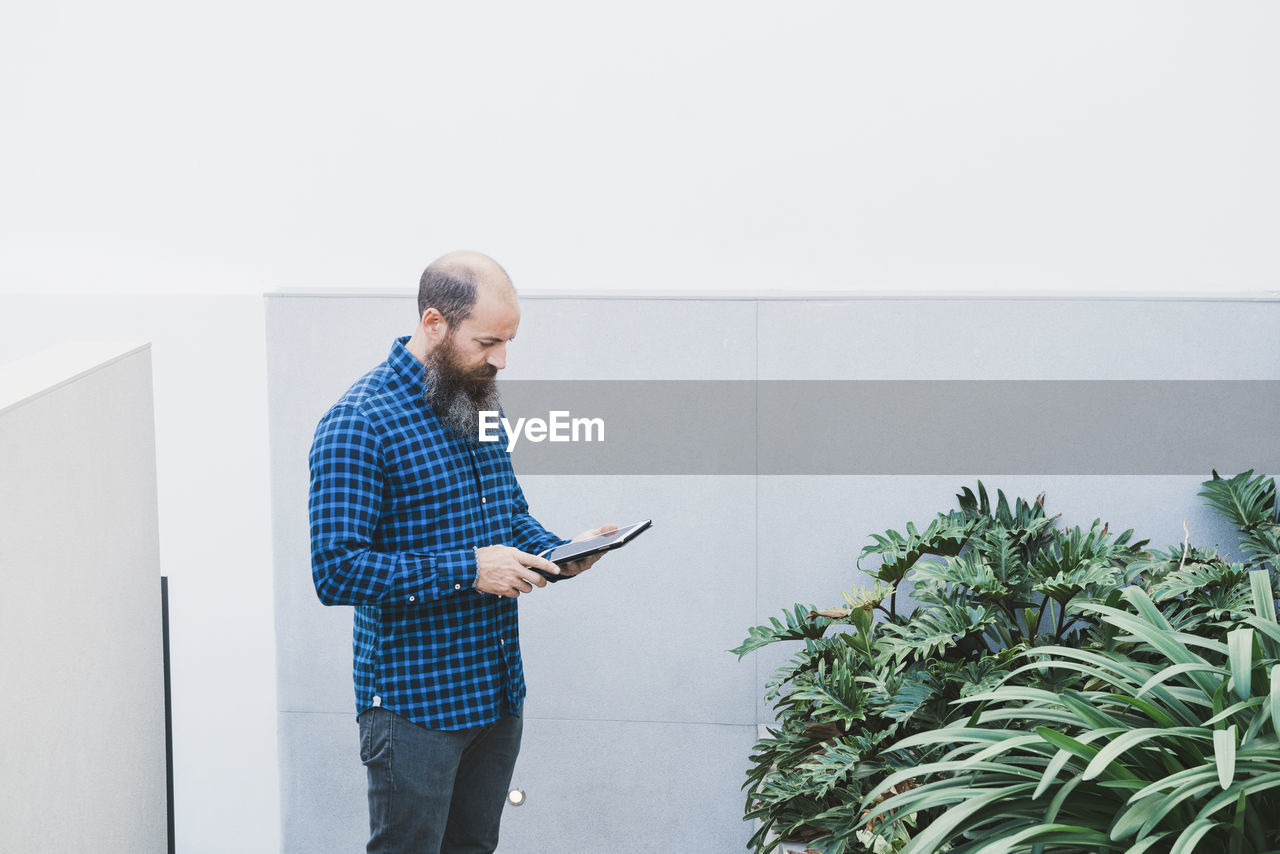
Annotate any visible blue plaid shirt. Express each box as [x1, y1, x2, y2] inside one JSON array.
[[308, 337, 567, 730]]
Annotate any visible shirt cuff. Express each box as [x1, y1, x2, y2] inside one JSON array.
[[399, 549, 477, 604]]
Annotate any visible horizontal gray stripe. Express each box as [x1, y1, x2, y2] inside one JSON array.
[[491, 380, 1280, 475]]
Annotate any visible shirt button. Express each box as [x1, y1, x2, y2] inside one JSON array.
[[408, 595, 416, 602], [500, 639, 505, 645], [454, 584, 462, 590], [481, 496, 487, 504]]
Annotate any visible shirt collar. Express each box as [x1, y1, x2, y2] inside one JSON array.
[[388, 336, 429, 392]]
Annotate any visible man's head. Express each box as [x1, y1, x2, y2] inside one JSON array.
[[410, 251, 521, 442]]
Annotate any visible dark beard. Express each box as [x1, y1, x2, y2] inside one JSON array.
[[423, 335, 501, 445]]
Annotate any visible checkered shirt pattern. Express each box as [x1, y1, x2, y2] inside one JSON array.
[[308, 337, 566, 730]]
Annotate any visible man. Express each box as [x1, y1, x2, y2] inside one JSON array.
[[308, 250, 613, 854]]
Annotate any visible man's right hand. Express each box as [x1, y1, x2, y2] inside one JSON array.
[[473, 545, 560, 598]]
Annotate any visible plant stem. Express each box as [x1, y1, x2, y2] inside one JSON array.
[[1032, 601, 1049, 640], [1058, 614, 1084, 638]]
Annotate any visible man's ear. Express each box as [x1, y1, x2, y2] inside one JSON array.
[[420, 308, 448, 341]]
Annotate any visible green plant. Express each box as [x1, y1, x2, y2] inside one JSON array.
[[1124, 471, 1280, 638], [736, 471, 1279, 853], [1199, 470, 1280, 570], [860, 572, 1280, 853], [733, 485, 1147, 853]]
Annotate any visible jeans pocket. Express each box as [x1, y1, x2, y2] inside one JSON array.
[[358, 708, 388, 765]]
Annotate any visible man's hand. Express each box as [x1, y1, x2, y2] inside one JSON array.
[[558, 523, 619, 578], [473, 545, 560, 598]]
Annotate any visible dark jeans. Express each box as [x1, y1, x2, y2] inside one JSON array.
[[358, 707, 523, 854]]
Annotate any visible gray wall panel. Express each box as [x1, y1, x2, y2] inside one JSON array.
[[757, 299, 1280, 380], [501, 718, 756, 853], [269, 293, 1278, 851], [268, 298, 410, 714], [278, 712, 756, 854], [517, 474, 756, 726], [503, 298, 758, 380], [278, 712, 367, 854]]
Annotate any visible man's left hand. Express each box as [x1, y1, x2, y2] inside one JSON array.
[[558, 523, 619, 577]]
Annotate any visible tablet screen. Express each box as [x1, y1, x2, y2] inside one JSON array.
[[542, 519, 651, 566]]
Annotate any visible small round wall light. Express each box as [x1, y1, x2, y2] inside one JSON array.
[[507, 788, 526, 807]]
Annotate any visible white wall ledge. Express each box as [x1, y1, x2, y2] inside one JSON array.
[[0, 341, 150, 415]]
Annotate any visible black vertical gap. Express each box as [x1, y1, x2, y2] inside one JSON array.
[[162, 576, 175, 854]]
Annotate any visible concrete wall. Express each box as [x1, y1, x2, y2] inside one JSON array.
[[0, 343, 168, 853], [267, 293, 1279, 852]]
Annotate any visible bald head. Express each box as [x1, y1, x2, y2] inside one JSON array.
[[417, 251, 516, 324]]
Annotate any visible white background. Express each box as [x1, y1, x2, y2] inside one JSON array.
[[2, 2, 1278, 852], [3, 1, 1277, 298]]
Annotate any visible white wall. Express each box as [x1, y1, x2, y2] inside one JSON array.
[[0, 344, 168, 853], [2, 1, 1277, 297], [0, 300, 278, 854]]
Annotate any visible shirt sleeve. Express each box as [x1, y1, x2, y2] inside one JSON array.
[[507, 477, 572, 581], [308, 405, 477, 606]]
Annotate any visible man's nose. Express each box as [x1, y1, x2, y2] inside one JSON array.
[[487, 343, 507, 370]]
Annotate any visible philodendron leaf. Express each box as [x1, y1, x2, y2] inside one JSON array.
[[730, 604, 830, 658], [1199, 469, 1274, 530]]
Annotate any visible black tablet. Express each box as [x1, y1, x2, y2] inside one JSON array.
[[540, 519, 652, 567]]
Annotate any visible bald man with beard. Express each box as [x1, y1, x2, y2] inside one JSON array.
[[308, 251, 614, 854]]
